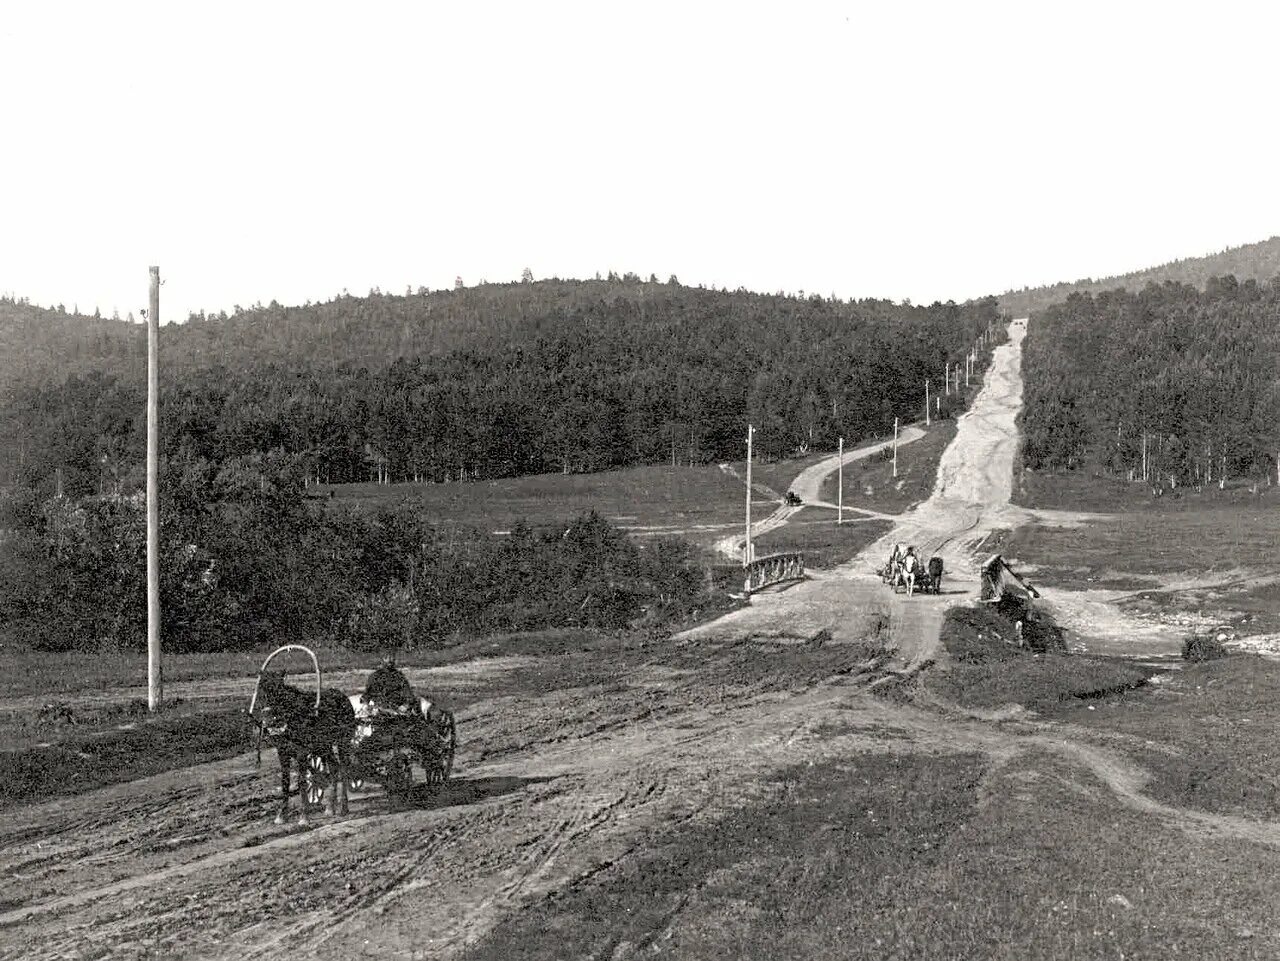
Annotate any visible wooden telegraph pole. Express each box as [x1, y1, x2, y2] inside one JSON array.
[[892, 417, 899, 478], [837, 436, 844, 525], [744, 424, 754, 567], [147, 267, 162, 712]]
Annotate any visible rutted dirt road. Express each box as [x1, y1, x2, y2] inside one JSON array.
[[10, 318, 1244, 960]]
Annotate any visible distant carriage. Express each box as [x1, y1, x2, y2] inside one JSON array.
[[879, 549, 942, 595]]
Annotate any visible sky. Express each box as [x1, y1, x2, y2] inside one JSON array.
[[2, 0, 1278, 322]]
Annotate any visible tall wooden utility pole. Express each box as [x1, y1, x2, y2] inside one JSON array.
[[837, 436, 844, 525], [925, 380, 930, 427], [892, 417, 899, 478], [147, 267, 162, 712], [744, 424, 754, 566]]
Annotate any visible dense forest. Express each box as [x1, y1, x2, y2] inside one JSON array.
[[999, 236, 1280, 318], [0, 277, 1001, 652], [1019, 275, 1280, 485], [1, 279, 1000, 497]]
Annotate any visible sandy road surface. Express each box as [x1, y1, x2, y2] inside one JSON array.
[[2, 319, 1066, 961]]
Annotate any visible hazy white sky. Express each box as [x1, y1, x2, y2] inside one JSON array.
[[2, 1, 1277, 322]]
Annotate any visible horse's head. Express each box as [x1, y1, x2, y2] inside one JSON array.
[[253, 668, 303, 737]]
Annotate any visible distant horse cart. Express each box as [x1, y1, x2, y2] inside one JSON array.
[[877, 548, 942, 595]]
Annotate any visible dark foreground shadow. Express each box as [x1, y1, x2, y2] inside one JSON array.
[[395, 775, 558, 813]]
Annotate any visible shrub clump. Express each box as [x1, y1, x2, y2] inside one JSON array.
[[1182, 632, 1230, 662]]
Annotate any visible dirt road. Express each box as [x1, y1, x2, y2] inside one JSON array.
[[712, 428, 924, 562], [0, 318, 1077, 961], [691, 322, 1029, 668]]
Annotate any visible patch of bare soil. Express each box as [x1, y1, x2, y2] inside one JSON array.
[[1033, 568, 1280, 660]]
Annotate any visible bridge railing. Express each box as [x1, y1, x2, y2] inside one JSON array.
[[744, 552, 805, 594]]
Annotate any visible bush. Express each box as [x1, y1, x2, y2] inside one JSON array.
[[0, 449, 727, 653], [1182, 632, 1229, 662]]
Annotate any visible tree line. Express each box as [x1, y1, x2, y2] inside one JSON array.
[[2, 279, 1000, 497], [1019, 275, 1280, 486], [999, 235, 1280, 319]]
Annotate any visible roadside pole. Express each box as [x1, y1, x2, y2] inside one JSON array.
[[893, 417, 899, 479], [925, 379, 930, 426], [744, 424, 754, 567], [147, 267, 162, 712], [837, 436, 844, 525]]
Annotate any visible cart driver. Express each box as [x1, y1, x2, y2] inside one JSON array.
[[365, 654, 416, 713]]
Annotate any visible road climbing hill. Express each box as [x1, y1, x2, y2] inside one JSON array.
[[688, 321, 1030, 669]]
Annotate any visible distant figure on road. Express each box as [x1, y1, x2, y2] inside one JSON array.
[[885, 543, 904, 585], [903, 546, 919, 595]]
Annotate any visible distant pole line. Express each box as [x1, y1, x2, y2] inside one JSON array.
[[893, 417, 899, 479], [838, 435, 844, 525], [147, 266, 162, 713], [744, 423, 754, 567]]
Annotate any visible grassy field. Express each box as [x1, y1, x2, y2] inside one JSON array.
[[1053, 655, 1280, 821], [321, 461, 790, 543], [1015, 467, 1280, 513], [753, 515, 894, 569], [1003, 506, 1280, 581], [818, 420, 957, 514]]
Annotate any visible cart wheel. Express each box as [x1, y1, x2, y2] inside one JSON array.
[[422, 710, 456, 787], [385, 753, 413, 799], [303, 754, 330, 806]]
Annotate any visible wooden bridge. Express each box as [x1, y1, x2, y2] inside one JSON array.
[[744, 551, 805, 595]]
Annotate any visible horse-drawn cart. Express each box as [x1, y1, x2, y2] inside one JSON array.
[[247, 645, 456, 821], [346, 695, 457, 800]]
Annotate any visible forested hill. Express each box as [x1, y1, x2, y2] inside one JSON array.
[[1019, 275, 1280, 482], [999, 236, 1280, 318], [1, 279, 1001, 496]]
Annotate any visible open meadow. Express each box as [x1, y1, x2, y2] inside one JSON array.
[[320, 460, 793, 550]]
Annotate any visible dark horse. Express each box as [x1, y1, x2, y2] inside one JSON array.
[[253, 669, 356, 824]]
